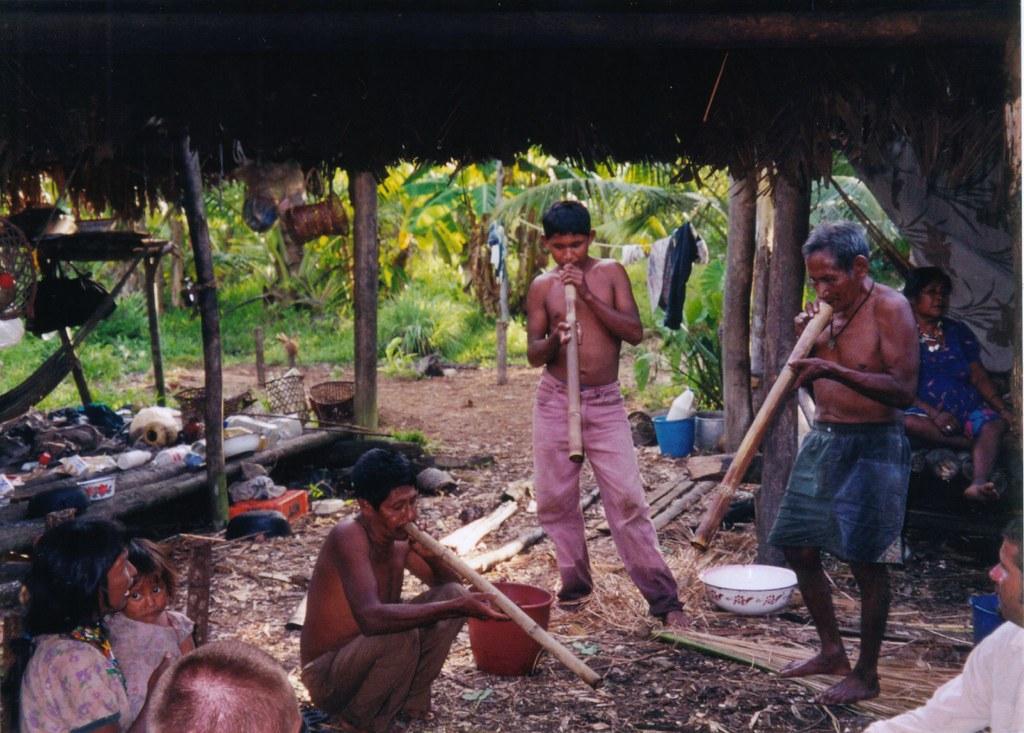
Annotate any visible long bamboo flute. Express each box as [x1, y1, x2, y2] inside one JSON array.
[[564, 283, 584, 463], [691, 303, 833, 550], [403, 522, 603, 688]]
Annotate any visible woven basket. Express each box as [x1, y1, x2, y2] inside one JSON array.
[[265, 373, 308, 421], [309, 381, 355, 424], [174, 388, 256, 422]]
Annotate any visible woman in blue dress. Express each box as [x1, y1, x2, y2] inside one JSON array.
[[903, 268, 1014, 502]]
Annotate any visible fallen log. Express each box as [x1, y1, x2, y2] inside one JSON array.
[[441, 500, 518, 555], [597, 479, 694, 534], [653, 480, 717, 531], [466, 487, 601, 572]]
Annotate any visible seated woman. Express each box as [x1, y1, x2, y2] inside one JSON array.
[[17, 518, 154, 733], [903, 267, 1014, 502]]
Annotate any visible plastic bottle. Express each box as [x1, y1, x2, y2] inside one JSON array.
[[666, 388, 695, 421]]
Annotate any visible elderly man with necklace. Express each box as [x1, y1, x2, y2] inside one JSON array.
[[768, 222, 919, 705]]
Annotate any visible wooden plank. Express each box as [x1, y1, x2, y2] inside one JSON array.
[[597, 479, 693, 533], [653, 480, 716, 531]]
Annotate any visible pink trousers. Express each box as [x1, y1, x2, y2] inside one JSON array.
[[532, 371, 683, 617]]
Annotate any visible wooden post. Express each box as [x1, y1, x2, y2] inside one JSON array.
[[723, 171, 756, 451], [59, 328, 92, 406], [254, 327, 266, 388], [168, 208, 185, 309], [1006, 35, 1022, 431], [350, 171, 379, 429], [186, 542, 212, 647], [144, 256, 167, 406], [755, 169, 809, 566], [178, 135, 228, 528], [494, 161, 509, 386], [750, 180, 773, 413]]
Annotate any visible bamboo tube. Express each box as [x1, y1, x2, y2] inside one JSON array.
[[691, 303, 833, 550], [403, 522, 603, 688], [564, 283, 584, 463]]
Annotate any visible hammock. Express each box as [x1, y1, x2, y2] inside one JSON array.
[[0, 255, 142, 424]]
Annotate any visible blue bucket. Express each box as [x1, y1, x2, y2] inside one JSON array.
[[653, 416, 695, 457], [969, 593, 1004, 645]]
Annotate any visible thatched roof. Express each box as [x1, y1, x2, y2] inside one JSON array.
[[0, 2, 1016, 215]]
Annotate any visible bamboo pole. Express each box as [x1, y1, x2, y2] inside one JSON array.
[[691, 303, 832, 550], [403, 522, 603, 688], [144, 256, 167, 405], [564, 283, 584, 462]]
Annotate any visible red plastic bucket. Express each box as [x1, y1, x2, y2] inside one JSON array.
[[468, 581, 554, 676]]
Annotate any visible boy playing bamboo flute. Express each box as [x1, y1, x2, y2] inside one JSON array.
[[526, 200, 688, 628]]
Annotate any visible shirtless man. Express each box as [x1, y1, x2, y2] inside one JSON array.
[[769, 221, 919, 704], [526, 200, 687, 627], [300, 448, 503, 733]]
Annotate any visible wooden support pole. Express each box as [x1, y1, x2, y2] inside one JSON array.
[[750, 184, 772, 412], [178, 134, 228, 528], [755, 168, 809, 566], [59, 328, 92, 406], [723, 171, 756, 451], [144, 256, 167, 406], [254, 327, 266, 388], [350, 171, 379, 429]]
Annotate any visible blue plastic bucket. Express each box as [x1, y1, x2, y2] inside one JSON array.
[[969, 593, 1004, 645], [653, 416, 695, 457]]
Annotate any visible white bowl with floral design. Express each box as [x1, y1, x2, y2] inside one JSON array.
[[699, 564, 797, 615]]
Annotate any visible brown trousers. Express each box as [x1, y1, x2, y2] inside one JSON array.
[[301, 583, 467, 733]]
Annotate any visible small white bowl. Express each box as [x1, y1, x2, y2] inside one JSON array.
[[698, 564, 797, 615], [78, 475, 117, 502]]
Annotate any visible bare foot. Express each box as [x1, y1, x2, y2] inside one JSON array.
[[660, 610, 692, 629], [778, 651, 851, 678], [401, 708, 435, 722], [330, 716, 371, 733], [817, 670, 880, 705], [964, 482, 999, 502]]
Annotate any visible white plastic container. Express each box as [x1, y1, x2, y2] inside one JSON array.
[[115, 450, 152, 471], [151, 444, 192, 468], [78, 475, 117, 502], [666, 388, 696, 421]]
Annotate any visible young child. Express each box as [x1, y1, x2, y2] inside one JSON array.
[[525, 200, 688, 628], [106, 538, 195, 726]]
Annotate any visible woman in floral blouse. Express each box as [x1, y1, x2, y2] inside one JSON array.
[[18, 518, 156, 733]]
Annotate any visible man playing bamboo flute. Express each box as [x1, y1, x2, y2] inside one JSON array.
[[526, 200, 688, 628], [769, 221, 919, 705], [300, 448, 504, 733]]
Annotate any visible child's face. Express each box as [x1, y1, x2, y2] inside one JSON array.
[[543, 232, 594, 268], [123, 573, 169, 624]]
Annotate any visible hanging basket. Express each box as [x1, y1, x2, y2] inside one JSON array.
[[174, 388, 256, 423], [309, 381, 355, 424], [265, 373, 308, 421], [282, 194, 348, 244]]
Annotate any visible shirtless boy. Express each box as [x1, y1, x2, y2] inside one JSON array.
[[526, 200, 687, 627], [300, 448, 503, 733], [769, 221, 919, 704]]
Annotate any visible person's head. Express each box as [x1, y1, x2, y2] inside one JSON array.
[[541, 200, 595, 269], [990, 518, 1023, 627], [23, 518, 133, 634], [801, 222, 871, 309], [902, 267, 952, 321], [123, 539, 178, 625], [147, 641, 302, 733], [351, 448, 419, 538]]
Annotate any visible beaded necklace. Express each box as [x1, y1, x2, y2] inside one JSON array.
[[68, 622, 128, 693], [918, 320, 944, 352]]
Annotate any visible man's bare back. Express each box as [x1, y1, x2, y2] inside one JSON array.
[[526, 253, 642, 387]]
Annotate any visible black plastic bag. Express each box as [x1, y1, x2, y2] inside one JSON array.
[[27, 263, 112, 335]]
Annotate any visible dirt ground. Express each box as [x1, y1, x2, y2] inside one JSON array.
[[165, 365, 996, 733]]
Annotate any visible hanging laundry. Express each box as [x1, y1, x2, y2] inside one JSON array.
[[646, 235, 672, 316], [662, 223, 705, 330]]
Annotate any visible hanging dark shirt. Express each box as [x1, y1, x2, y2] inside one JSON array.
[[662, 223, 701, 330]]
